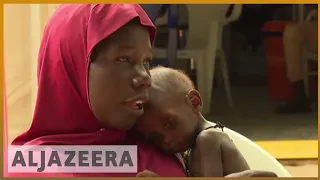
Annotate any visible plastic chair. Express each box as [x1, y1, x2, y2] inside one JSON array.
[[140, 4, 170, 23], [208, 122, 292, 177], [152, 5, 242, 115]]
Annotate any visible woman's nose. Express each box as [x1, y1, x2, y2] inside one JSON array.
[[132, 68, 151, 89]]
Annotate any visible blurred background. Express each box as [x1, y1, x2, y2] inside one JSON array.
[[3, 4, 318, 177]]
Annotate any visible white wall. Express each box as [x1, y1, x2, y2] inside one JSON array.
[[4, 4, 58, 143]]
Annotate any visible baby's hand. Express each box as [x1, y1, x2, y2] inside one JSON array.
[[225, 170, 278, 177], [136, 170, 160, 177]]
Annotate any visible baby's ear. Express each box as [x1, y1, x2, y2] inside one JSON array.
[[185, 89, 202, 113]]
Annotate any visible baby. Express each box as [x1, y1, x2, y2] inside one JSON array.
[[136, 66, 250, 177]]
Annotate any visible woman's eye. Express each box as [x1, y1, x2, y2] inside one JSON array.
[[117, 57, 130, 62]]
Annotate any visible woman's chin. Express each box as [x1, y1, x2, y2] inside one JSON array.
[[103, 116, 137, 131], [170, 143, 190, 153]]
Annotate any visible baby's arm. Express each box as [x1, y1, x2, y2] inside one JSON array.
[[195, 129, 250, 177]]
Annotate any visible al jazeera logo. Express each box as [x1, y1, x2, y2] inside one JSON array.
[[8, 145, 137, 173]]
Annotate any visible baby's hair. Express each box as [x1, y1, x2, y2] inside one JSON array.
[[150, 66, 195, 94]]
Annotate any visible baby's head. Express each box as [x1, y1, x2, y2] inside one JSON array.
[[136, 66, 203, 153]]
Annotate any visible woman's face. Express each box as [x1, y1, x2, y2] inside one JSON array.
[[88, 20, 152, 131]]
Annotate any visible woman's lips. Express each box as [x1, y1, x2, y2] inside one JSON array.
[[123, 94, 148, 116]]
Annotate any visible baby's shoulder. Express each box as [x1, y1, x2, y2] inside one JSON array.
[[195, 127, 230, 146]]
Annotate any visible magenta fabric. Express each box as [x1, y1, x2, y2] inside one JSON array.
[[8, 4, 186, 177], [3, 69, 8, 177]]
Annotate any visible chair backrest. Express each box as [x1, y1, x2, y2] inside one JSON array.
[[154, 5, 188, 26], [141, 4, 170, 23], [207, 122, 292, 177], [153, 4, 243, 50], [224, 5, 243, 25], [186, 4, 242, 49], [306, 9, 317, 22]]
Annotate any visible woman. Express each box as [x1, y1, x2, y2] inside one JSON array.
[[8, 4, 186, 177], [7, 4, 278, 178]]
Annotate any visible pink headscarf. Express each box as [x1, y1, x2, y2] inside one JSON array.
[[8, 4, 186, 177]]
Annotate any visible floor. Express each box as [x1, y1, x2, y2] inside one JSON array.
[[207, 87, 318, 141], [281, 160, 318, 177]]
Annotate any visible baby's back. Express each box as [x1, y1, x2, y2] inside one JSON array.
[[186, 122, 249, 177]]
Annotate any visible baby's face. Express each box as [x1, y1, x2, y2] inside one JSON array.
[[136, 97, 199, 153]]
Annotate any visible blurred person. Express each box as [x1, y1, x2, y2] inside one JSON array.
[[275, 6, 318, 114]]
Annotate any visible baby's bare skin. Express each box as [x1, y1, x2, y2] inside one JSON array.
[[187, 120, 249, 177], [137, 67, 277, 177]]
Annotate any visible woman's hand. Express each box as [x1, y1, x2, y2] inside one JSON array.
[[136, 170, 160, 177], [225, 170, 278, 177]]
